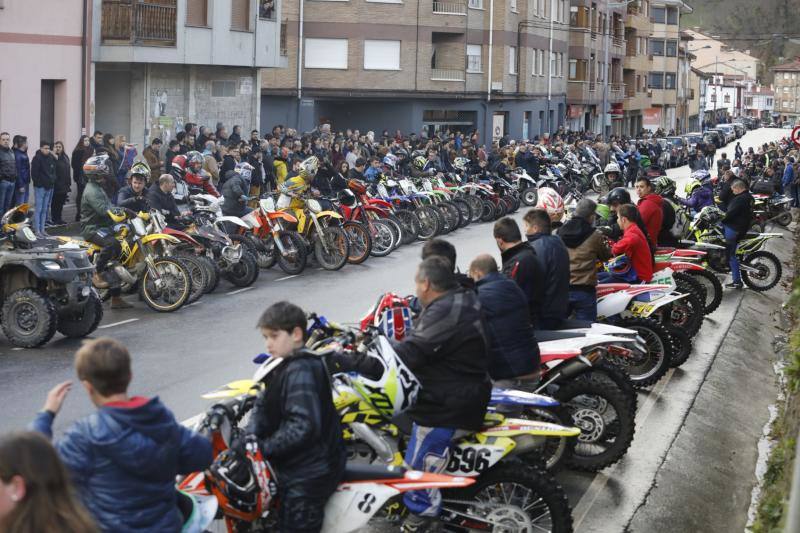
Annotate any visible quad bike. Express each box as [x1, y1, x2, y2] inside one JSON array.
[[0, 205, 101, 347]]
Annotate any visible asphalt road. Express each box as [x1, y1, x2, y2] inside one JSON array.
[[0, 127, 789, 531]]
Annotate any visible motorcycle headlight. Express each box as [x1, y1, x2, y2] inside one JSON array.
[[307, 199, 322, 213]]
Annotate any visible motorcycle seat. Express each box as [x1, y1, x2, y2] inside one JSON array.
[[343, 463, 406, 482], [535, 330, 587, 342]]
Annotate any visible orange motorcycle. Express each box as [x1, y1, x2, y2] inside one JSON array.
[[238, 197, 308, 275]]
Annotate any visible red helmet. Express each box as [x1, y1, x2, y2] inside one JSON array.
[[171, 154, 188, 172]]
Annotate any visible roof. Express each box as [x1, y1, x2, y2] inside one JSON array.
[[772, 57, 800, 72], [691, 67, 712, 78]]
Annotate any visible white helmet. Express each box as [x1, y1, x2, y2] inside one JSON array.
[[536, 187, 565, 223], [382, 153, 398, 170], [604, 162, 621, 174]]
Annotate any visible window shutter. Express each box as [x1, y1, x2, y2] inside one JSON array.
[[186, 0, 207, 26], [231, 0, 250, 31]]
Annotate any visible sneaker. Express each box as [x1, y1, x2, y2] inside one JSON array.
[[401, 515, 435, 533], [725, 281, 744, 289]]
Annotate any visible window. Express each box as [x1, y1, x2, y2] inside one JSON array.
[[570, 5, 578, 25], [305, 38, 348, 69], [259, 0, 276, 20], [212, 80, 237, 97], [794, 73, 798, 80], [724, 94, 730, 104], [364, 40, 400, 70], [651, 39, 664, 56], [550, 51, 556, 76], [510, 0, 517, 12], [665, 73, 676, 89], [231, 0, 251, 31], [467, 44, 482, 72], [280, 22, 287, 56], [509, 46, 517, 74], [532, 48, 538, 76], [651, 6, 665, 23], [666, 6, 678, 24], [767, 98, 773, 107], [569, 59, 577, 80], [186, 0, 208, 26], [538, 49, 545, 76], [558, 53, 564, 77], [533, 0, 538, 15], [785, 73, 790, 80], [468, 0, 483, 7], [649, 72, 664, 89], [665, 40, 678, 57]]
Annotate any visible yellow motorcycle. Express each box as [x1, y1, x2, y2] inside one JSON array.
[[59, 210, 192, 312], [276, 192, 350, 271]]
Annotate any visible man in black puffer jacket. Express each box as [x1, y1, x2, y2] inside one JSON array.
[[493, 217, 545, 324], [523, 209, 570, 329], [0, 132, 16, 212], [469, 253, 539, 381]]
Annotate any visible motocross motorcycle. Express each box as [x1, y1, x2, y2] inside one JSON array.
[[337, 180, 397, 259], [237, 197, 308, 275], [58, 209, 192, 312], [179, 394, 475, 533], [654, 247, 724, 314], [508, 167, 539, 206], [277, 190, 350, 271]]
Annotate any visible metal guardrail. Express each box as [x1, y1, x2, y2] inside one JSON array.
[[433, 1, 466, 14], [431, 68, 465, 81]]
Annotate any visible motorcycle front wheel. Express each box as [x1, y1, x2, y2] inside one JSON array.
[[343, 221, 372, 265], [314, 226, 349, 271], [139, 258, 191, 312]]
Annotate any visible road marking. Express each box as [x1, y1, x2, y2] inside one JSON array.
[[185, 301, 202, 308], [275, 275, 299, 281], [227, 287, 254, 296], [98, 318, 140, 329], [572, 369, 675, 528], [11, 347, 23, 351]]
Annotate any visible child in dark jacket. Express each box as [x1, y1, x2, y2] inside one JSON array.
[[31, 338, 212, 533], [250, 301, 346, 533]]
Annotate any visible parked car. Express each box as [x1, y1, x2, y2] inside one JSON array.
[[783, 122, 796, 129], [665, 136, 688, 167], [704, 130, 724, 148], [731, 123, 745, 138], [683, 132, 704, 152], [715, 124, 736, 144]]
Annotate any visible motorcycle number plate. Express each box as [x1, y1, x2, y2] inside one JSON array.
[[629, 301, 655, 317], [276, 194, 291, 209]]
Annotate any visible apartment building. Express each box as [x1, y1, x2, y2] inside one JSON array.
[[684, 29, 759, 80], [92, 0, 282, 145], [620, 0, 650, 137], [0, 0, 88, 153], [261, 0, 570, 142], [644, 0, 691, 132], [743, 86, 774, 122], [565, 0, 625, 135], [772, 57, 800, 125]]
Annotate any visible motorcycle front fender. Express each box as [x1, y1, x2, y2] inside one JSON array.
[[140, 233, 182, 245]]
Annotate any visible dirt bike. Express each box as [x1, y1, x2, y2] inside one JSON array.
[[237, 197, 308, 275], [58, 210, 192, 312], [277, 192, 350, 271], [179, 394, 474, 533], [655, 247, 724, 314]]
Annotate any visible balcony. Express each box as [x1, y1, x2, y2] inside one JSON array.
[[625, 12, 650, 33], [610, 83, 625, 101], [650, 88, 677, 105], [101, 0, 177, 45], [430, 68, 465, 81], [568, 80, 600, 104], [611, 36, 625, 56], [433, 1, 466, 14], [623, 90, 651, 111], [624, 54, 650, 73]]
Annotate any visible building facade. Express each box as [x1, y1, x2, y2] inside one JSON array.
[[0, 1, 89, 154], [743, 86, 774, 121], [565, 0, 626, 136], [621, 0, 651, 137], [684, 29, 759, 80], [261, 0, 570, 142], [643, 0, 691, 133], [92, 0, 281, 146], [772, 58, 800, 125]]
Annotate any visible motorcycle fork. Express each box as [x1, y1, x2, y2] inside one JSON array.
[[312, 214, 332, 254]]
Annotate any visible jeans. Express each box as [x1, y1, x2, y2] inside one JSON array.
[[723, 224, 741, 283], [569, 288, 598, 322], [0, 180, 15, 213], [33, 187, 53, 234], [15, 184, 29, 206], [788, 184, 799, 208], [403, 424, 458, 517]]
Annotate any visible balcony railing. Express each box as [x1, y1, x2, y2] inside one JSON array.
[[589, 81, 597, 92], [433, 1, 466, 14], [101, 0, 177, 45], [431, 68, 465, 81], [611, 83, 625, 100], [612, 37, 625, 48]]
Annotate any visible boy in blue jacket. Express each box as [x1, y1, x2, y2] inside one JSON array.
[[32, 338, 212, 533]]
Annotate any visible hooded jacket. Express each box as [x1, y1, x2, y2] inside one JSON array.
[[31, 149, 57, 189], [637, 193, 663, 246], [475, 272, 540, 380], [13, 147, 30, 188], [526, 233, 570, 323], [611, 223, 653, 282], [221, 170, 250, 217], [500, 242, 545, 323], [32, 397, 212, 533], [722, 190, 753, 238], [557, 217, 611, 287], [678, 184, 713, 211], [392, 288, 491, 430], [147, 183, 181, 223]]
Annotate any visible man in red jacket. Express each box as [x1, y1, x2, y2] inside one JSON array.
[[635, 177, 663, 246], [611, 204, 653, 282]]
